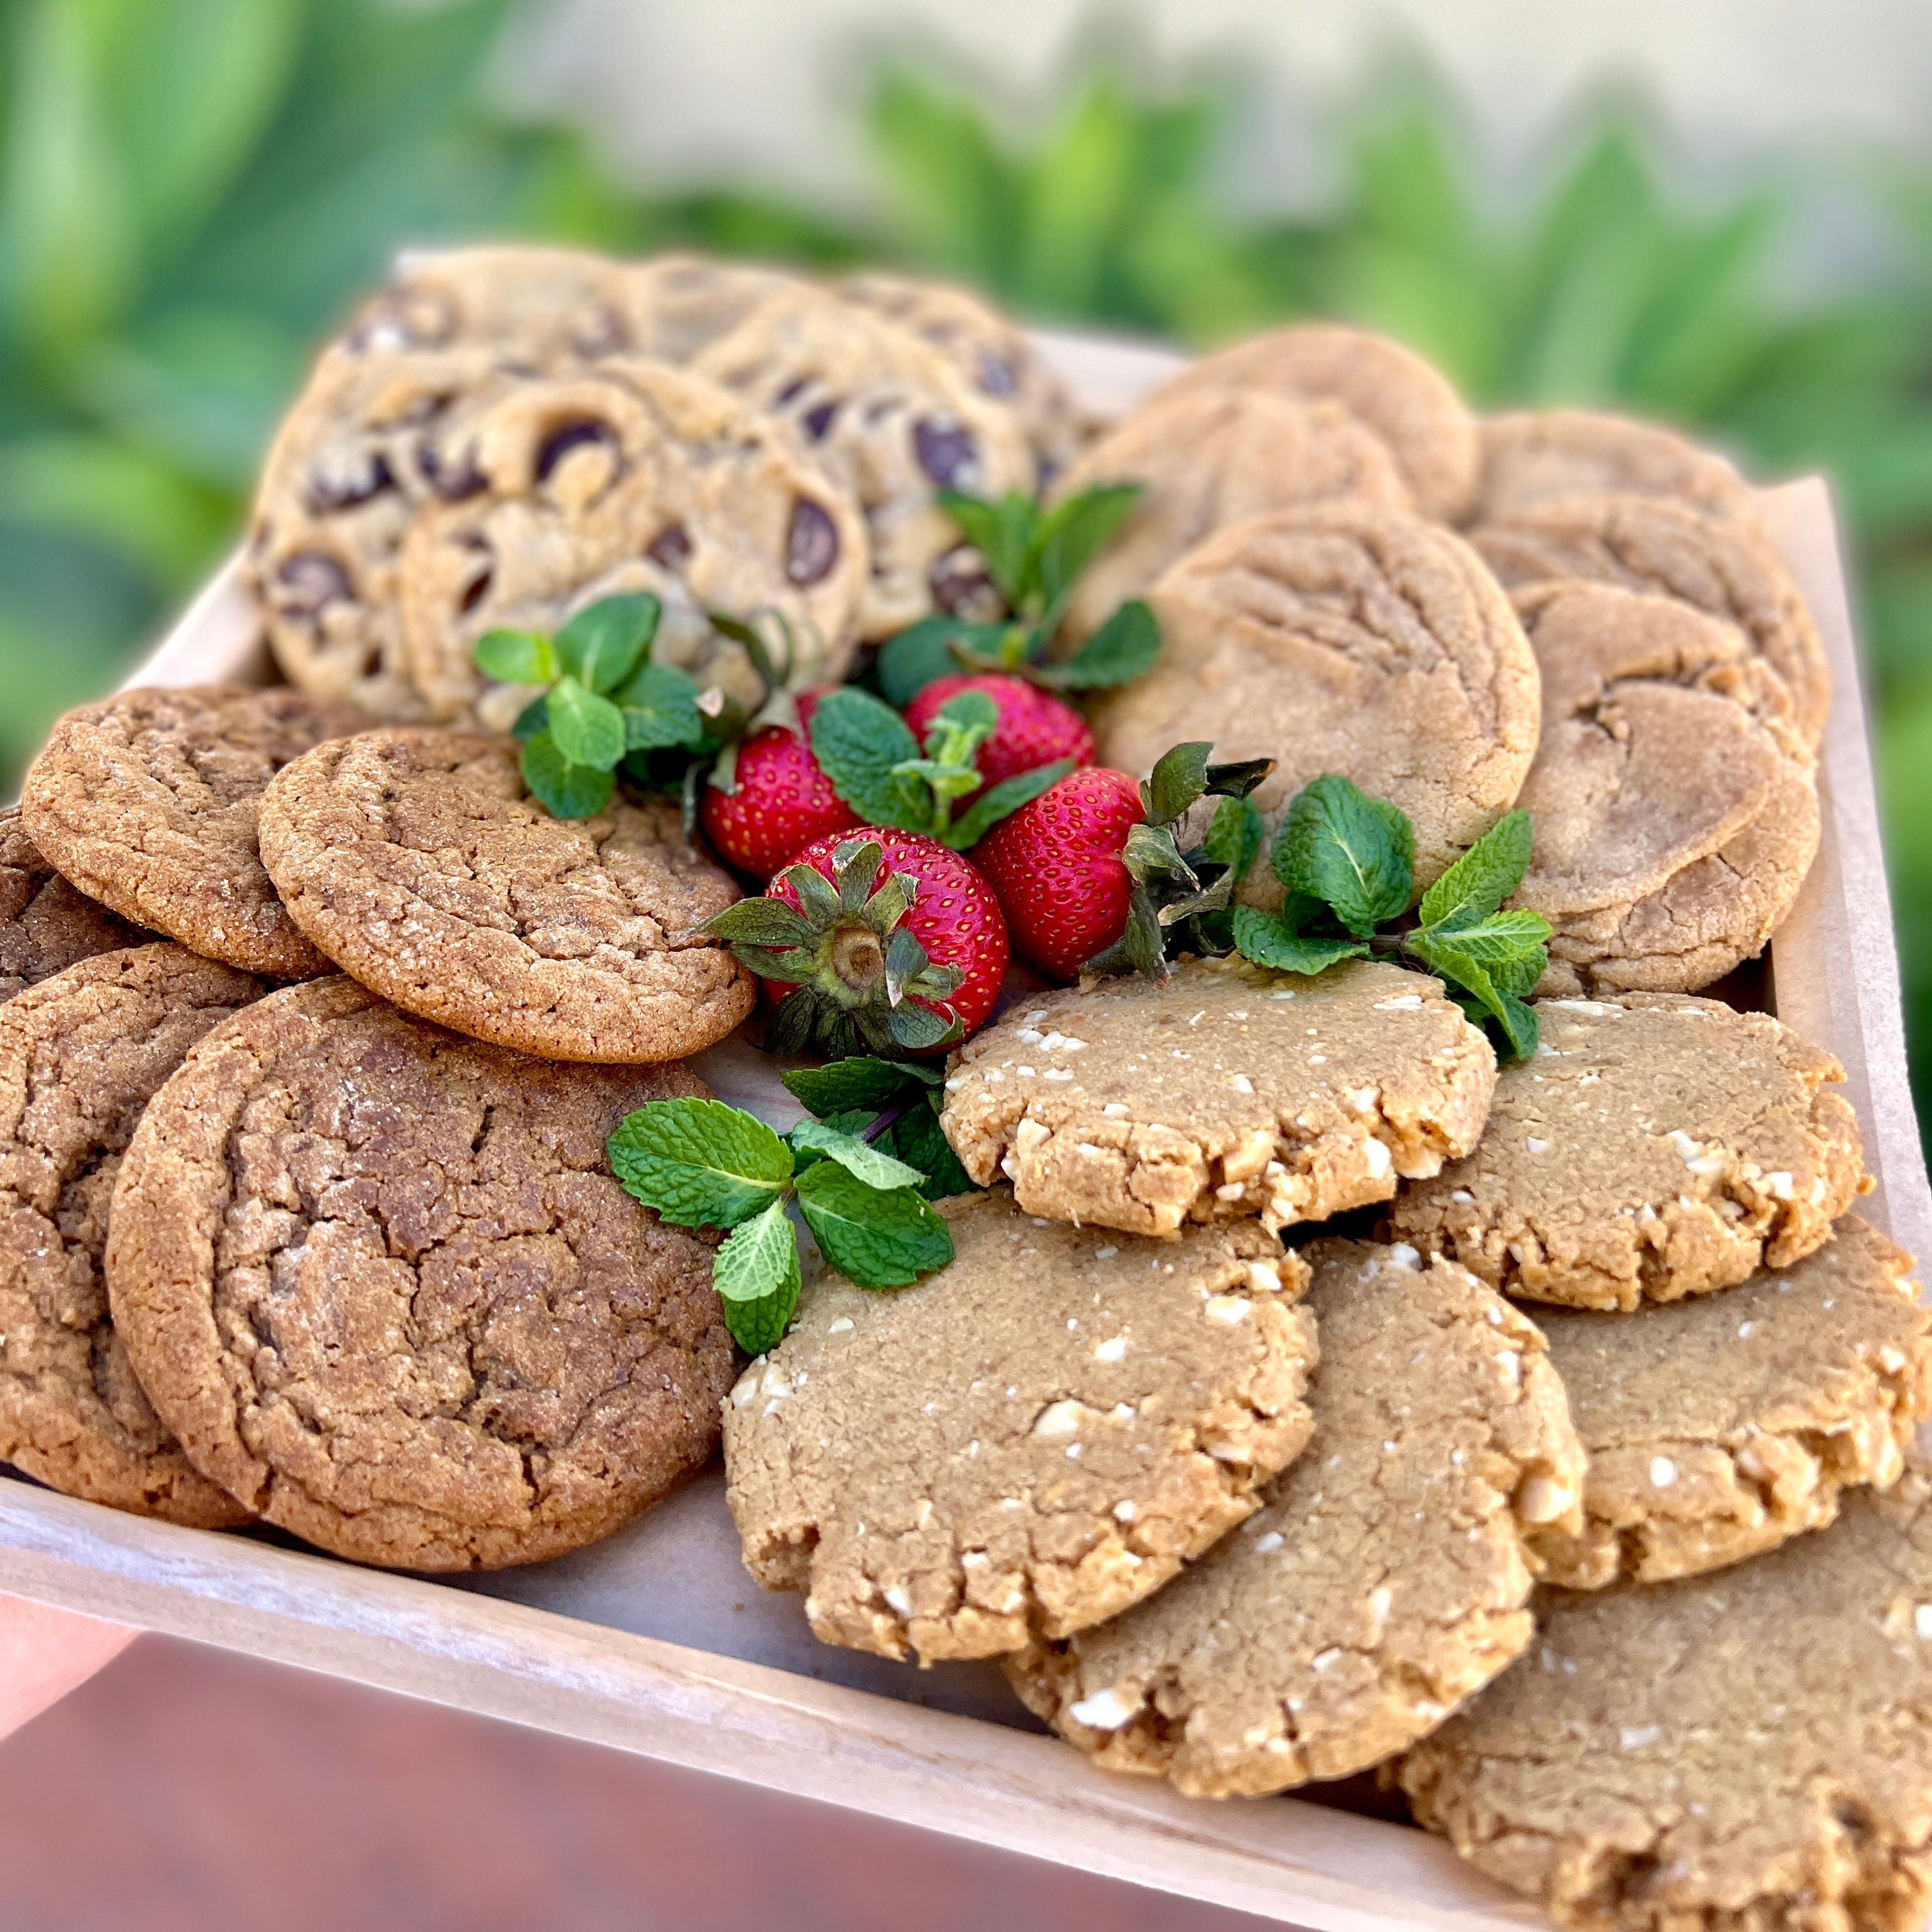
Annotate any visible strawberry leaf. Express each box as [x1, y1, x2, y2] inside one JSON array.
[[1202, 794, 1264, 881]]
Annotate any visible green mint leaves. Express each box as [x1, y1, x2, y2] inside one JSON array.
[[607, 1094, 955, 1352], [782, 1055, 977, 1202], [874, 484, 1160, 705], [1229, 779, 1551, 1062], [475, 592, 716, 819], [807, 686, 1072, 849]]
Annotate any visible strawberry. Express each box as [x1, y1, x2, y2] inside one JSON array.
[[973, 768, 1143, 980], [699, 692, 858, 877], [904, 673, 1094, 791]]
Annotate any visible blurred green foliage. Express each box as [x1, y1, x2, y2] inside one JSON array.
[[8, 3, 1932, 1115]]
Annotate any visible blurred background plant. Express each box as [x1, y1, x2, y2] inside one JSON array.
[[6, 0, 1932, 1119]]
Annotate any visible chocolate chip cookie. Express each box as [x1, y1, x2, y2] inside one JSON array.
[[1007, 1240, 1584, 1797], [725, 1188, 1317, 1664], [941, 955, 1496, 1238], [1528, 1217, 1932, 1588], [257, 729, 753, 1063], [22, 684, 372, 978], [1388, 994, 1867, 1310], [1470, 410, 1758, 527], [0, 945, 261, 1526], [0, 808, 150, 1003], [107, 977, 735, 1570]]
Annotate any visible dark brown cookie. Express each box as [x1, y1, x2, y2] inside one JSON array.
[[0, 945, 262, 1525], [0, 808, 151, 1003], [257, 730, 754, 1063], [106, 977, 737, 1570], [20, 684, 373, 978]]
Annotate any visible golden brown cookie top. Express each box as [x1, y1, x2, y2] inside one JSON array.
[[258, 729, 753, 1064], [1471, 409, 1756, 527], [1006, 1239, 1584, 1797], [105, 977, 734, 1570], [21, 684, 373, 978], [1397, 1460, 1932, 1932], [723, 1187, 1317, 1664], [0, 807, 151, 1003], [0, 945, 261, 1526], [1387, 993, 1867, 1310], [941, 955, 1496, 1238], [1529, 1216, 1932, 1588]]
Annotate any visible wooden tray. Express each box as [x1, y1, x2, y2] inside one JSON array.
[[0, 328, 1922, 1931]]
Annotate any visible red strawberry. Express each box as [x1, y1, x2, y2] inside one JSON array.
[[973, 767, 1143, 980], [904, 674, 1094, 791], [700, 693, 858, 877]]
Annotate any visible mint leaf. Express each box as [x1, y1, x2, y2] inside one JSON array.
[[547, 677, 627, 769], [1046, 599, 1160, 690], [939, 488, 1036, 605], [1203, 794, 1264, 881], [1414, 907, 1550, 989], [875, 617, 1010, 707], [1273, 775, 1414, 936], [1231, 906, 1369, 975], [795, 1161, 954, 1286], [1418, 810, 1535, 931], [1408, 934, 1540, 1062], [884, 1099, 978, 1202], [1034, 484, 1140, 614], [522, 732, 614, 819], [782, 1056, 936, 1117], [607, 1097, 794, 1228], [712, 1198, 801, 1354], [809, 686, 922, 826], [474, 628, 555, 686], [513, 693, 550, 741], [787, 1120, 928, 1192], [556, 592, 660, 694], [617, 662, 706, 752], [947, 756, 1074, 849]]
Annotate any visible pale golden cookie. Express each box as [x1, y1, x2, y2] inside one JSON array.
[[1471, 490, 1829, 748], [724, 1189, 1317, 1665], [1529, 1217, 1932, 1588], [940, 955, 1495, 1239], [622, 252, 805, 363], [1471, 410, 1756, 527], [1387, 994, 1867, 1311], [1051, 387, 1410, 640], [1396, 1462, 1932, 1932], [257, 730, 753, 1063], [1152, 323, 1480, 522], [1092, 505, 1540, 897], [1503, 582, 1820, 997], [1007, 1240, 1584, 1797]]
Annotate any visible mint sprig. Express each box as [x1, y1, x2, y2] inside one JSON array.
[[874, 484, 1159, 704], [1228, 782, 1551, 1062], [782, 1055, 977, 1202], [607, 1095, 955, 1352]]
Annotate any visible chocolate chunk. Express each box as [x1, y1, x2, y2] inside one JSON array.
[[306, 448, 395, 514], [929, 544, 1004, 622], [801, 399, 840, 441], [787, 499, 841, 587], [536, 419, 620, 483], [915, 415, 980, 488], [275, 552, 353, 621], [647, 523, 694, 571], [417, 435, 486, 501]]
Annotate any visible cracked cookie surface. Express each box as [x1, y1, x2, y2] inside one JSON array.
[[0, 945, 261, 1526], [1470, 410, 1757, 527], [0, 808, 150, 1003], [106, 976, 732, 1570], [1396, 1461, 1932, 1932], [723, 1188, 1316, 1664], [1528, 1216, 1932, 1588], [1387, 993, 1867, 1310], [941, 955, 1495, 1239], [1006, 1240, 1584, 1797], [258, 729, 753, 1063], [22, 684, 373, 978]]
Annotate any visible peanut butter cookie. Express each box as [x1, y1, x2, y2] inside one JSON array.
[[724, 1187, 1317, 1664], [1388, 994, 1867, 1311], [0, 808, 150, 1003], [258, 730, 753, 1063], [941, 955, 1495, 1238], [1007, 1240, 1584, 1797], [107, 977, 734, 1570], [1471, 410, 1756, 527]]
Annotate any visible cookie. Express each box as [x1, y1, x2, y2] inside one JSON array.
[[257, 729, 753, 1063], [940, 955, 1495, 1238], [1500, 581, 1820, 996], [1471, 491, 1829, 748], [0, 808, 150, 1003], [1395, 1462, 1932, 1932], [1006, 1240, 1584, 1797], [723, 1188, 1317, 1664], [622, 251, 806, 364], [1387, 993, 1867, 1311], [1527, 1217, 1932, 1589], [106, 977, 735, 1570], [0, 945, 261, 1526], [1091, 505, 1541, 895], [1471, 410, 1757, 527], [394, 357, 869, 725], [21, 684, 373, 978], [1049, 387, 1410, 640], [1152, 323, 1481, 523], [694, 284, 1037, 638]]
